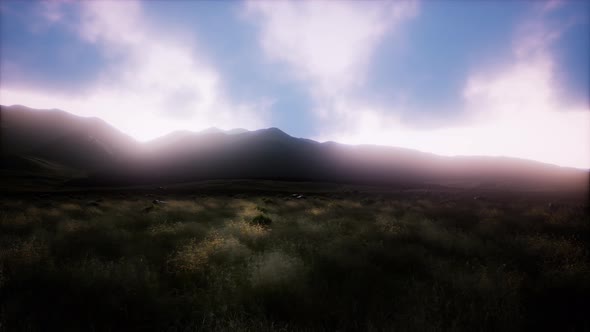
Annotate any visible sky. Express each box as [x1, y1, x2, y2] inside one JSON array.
[[1, 0, 589, 168]]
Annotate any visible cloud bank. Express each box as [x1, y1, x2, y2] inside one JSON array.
[[1, 0, 269, 141], [1, 0, 587, 168], [247, 0, 589, 168]]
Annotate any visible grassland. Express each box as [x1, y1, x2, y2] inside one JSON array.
[[0, 187, 589, 331]]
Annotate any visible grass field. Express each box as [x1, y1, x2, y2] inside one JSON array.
[[1, 187, 589, 331]]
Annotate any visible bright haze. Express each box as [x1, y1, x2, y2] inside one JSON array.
[[1, 0, 588, 168]]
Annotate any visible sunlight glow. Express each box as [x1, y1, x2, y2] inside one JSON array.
[[1, 0, 587, 167], [0, 0, 268, 141]]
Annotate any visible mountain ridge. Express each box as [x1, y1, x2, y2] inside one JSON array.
[[1, 104, 587, 192]]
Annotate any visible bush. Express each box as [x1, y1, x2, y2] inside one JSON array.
[[251, 214, 272, 226]]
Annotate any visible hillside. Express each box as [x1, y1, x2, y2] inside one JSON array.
[[1, 105, 587, 192]]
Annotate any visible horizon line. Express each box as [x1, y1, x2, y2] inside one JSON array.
[[2, 103, 588, 171]]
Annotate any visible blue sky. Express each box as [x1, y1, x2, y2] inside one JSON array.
[[0, 0, 588, 168]]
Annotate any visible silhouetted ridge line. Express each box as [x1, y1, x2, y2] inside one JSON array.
[[1, 104, 587, 192]]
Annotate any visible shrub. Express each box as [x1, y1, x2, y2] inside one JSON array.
[[251, 214, 272, 226]]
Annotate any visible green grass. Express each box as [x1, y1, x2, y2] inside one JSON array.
[[0, 191, 588, 331]]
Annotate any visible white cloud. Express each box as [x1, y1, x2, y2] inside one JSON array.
[[322, 52, 590, 169], [245, 0, 417, 98], [1, 0, 269, 141], [248, 0, 589, 168]]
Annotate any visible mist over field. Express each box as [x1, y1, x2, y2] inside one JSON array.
[[1, 0, 589, 331]]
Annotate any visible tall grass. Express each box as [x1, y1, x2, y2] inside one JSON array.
[[0, 193, 588, 331]]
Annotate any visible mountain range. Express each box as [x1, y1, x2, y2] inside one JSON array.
[[1, 104, 587, 192]]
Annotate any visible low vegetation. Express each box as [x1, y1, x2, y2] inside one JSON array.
[[0, 190, 588, 331]]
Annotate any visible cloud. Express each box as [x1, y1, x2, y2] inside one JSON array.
[[245, 0, 417, 98], [39, 0, 69, 23], [248, 0, 589, 168], [1, 1, 269, 141], [323, 52, 589, 169]]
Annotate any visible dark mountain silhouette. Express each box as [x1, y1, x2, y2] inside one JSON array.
[[1, 104, 587, 191]]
